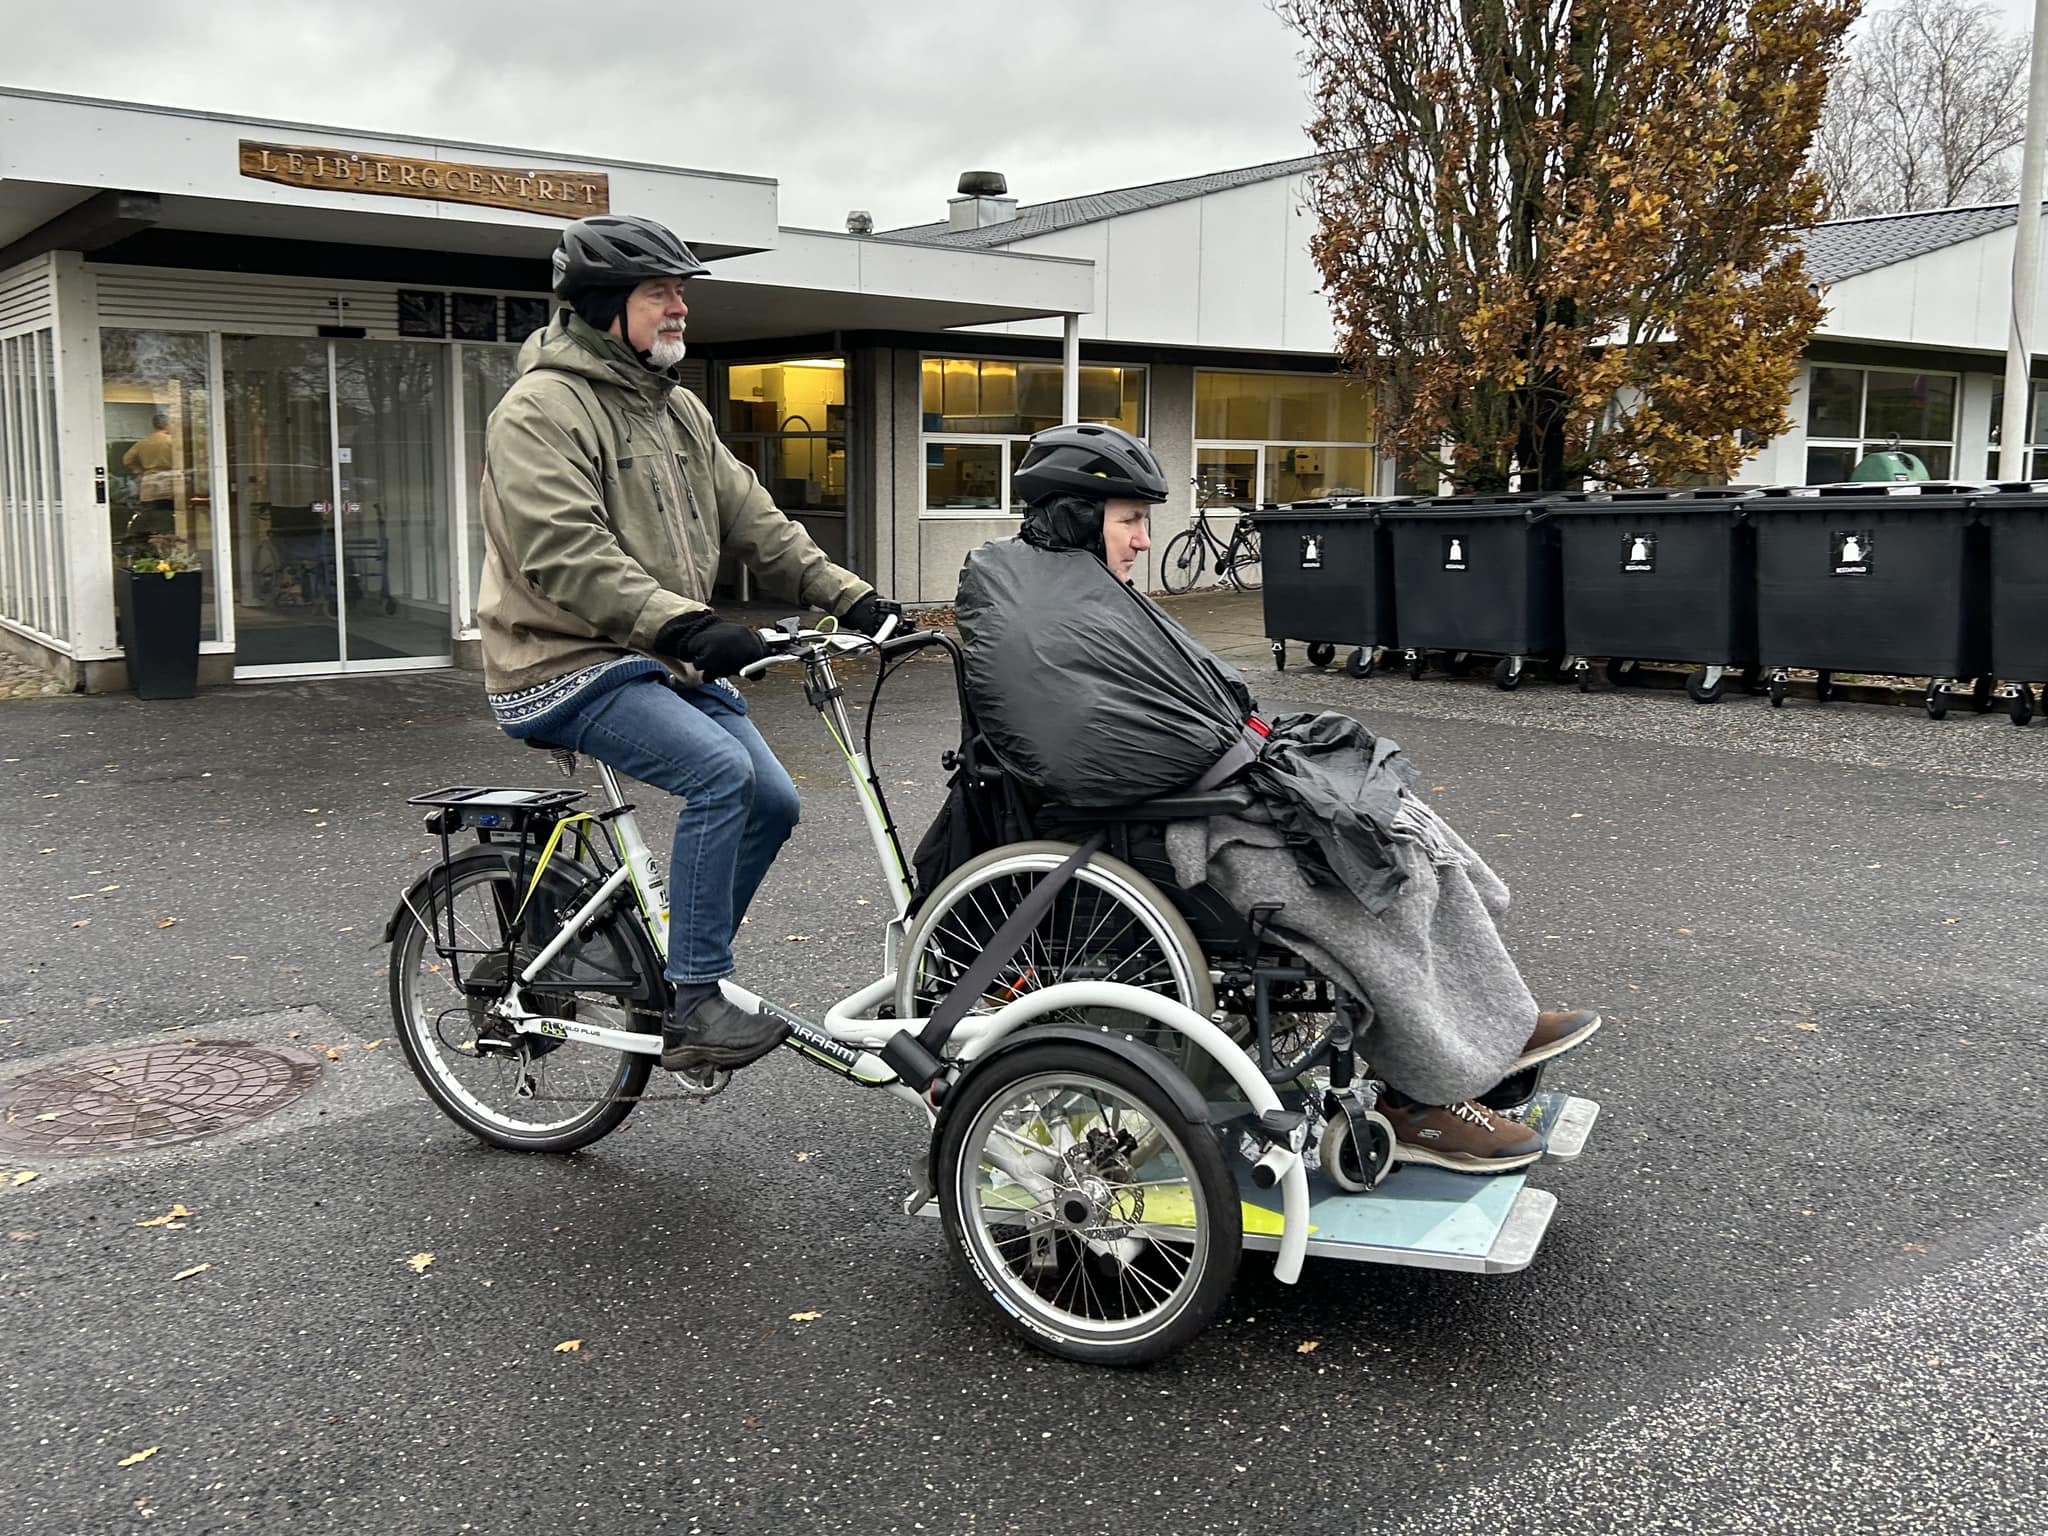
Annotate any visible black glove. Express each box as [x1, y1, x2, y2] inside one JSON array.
[[840, 591, 906, 636], [655, 611, 769, 681]]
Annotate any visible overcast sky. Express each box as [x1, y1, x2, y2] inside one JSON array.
[[0, 0, 1318, 233]]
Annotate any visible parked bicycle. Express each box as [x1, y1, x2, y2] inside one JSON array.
[[1159, 484, 1262, 594]]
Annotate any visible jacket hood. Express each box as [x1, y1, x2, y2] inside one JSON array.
[[518, 310, 679, 404], [1018, 493, 1107, 561]]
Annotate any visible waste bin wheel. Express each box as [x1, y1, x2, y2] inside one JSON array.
[[1306, 642, 1336, 669], [1815, 671, 1835, 705], [1344, 647, 1375, 680], [1685, 667, 1727, 705], [1924, 683, 1949, 721], [1272, 641, 1287, 672], [1972, 676, 1995, 714], [1492, 657, 1523, 691], [1768, 676, 1787, 708], [2012, 684, 2037, 727], [1407, 652, 1426, 681], [1577, 663, 1593, 694]]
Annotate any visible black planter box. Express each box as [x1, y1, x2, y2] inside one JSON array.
[[116, 568, 202, 700]]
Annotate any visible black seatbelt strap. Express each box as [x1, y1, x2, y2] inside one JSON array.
[[916, 829, 1109, 1055]]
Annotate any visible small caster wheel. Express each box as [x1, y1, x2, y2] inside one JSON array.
[[1604, 658, 1637, 688], [1816, 670, 1835, 704], [1318, 1106, 1395, 1193], [1686, 667, 1727, 704], [1493, 656, 1524, 691], [1924, 682, 1949, 721], [2013, 684, 2037, 727], [1272, 640, 1287, 672], [1972, 675, 1996, 714], [1306, 641, 1336, 668], [1344, 647, 1375, 679], [1576, 662, 1593, 694], [1769, 676, 1787, 708], [1407, 651, 1426, 681]]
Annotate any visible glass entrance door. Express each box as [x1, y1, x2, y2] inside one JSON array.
[[223, 336, 452, 675]]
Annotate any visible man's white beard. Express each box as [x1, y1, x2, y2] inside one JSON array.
[[647, 333, 688, 368]]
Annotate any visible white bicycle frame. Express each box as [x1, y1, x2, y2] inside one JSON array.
[[487, 619, 1310, 1284]]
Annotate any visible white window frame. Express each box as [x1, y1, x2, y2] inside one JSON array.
[[1191, 366, 1384, 510], [918, 353, 1149, 519], [1803, 363, 1960, 484]]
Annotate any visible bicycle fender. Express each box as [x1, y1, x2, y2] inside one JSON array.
[[928, 1023, 1214, 1187]]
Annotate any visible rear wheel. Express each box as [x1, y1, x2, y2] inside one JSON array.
[[389, 851, 659, 1153], [936, 1042, 1241, 1366], [1226, 525, 1263, 591]]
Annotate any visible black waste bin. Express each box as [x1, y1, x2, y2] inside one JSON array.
[[1973, 483, 2048, 726], [1548, 486, 1761, 703], [1381, 494, 1560, 689], [1249, 499, 1398, 677], [1749, 482, 1988, 712]]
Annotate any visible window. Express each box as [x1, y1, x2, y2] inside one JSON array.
[[1193, 370, 1379, 508], [460, 343, 521, 625], [100, 329, 215, 642], [1985, 381, 2048, 480], [1804, 365, 1956, 483], [0, 330, 69, 642], [726, 359, 847, 515], [919, 357, 1146, 514]]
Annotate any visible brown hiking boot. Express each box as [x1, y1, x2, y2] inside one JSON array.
[[1512, 1009, 1602, 1074], [1380, 1097, 1544, 1174]]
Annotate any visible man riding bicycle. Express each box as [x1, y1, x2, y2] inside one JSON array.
[[476, 213, 901, 1076]]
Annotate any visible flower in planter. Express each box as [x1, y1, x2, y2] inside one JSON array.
[[124, 536, 202, 579]]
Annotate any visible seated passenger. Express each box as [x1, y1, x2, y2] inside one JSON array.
[[953, 422, 1600, 1174]]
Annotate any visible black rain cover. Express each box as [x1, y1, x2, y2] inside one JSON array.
[[955, 538, 1252, 806]]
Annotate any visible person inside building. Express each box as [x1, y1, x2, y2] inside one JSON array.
[[120, 411, 179, 550], [477, 213, 902, 1076], [951, 422, 1601, 1173]]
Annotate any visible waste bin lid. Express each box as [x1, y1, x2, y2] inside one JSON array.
[[1547, 485, 1764, 518], [1757, 480, 1982, 500], [1249, 497, 1391, 522], [1378, 493, 1551, 521]]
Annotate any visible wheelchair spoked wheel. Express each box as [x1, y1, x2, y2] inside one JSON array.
[[388, 852, 660, 1152], [937, 1042, 1241, 1366], [897, 843, 1215, 1043]]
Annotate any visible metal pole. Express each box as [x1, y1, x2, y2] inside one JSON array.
[[2000, 0, 2048, 483], [1061, 312, 1081, 424]]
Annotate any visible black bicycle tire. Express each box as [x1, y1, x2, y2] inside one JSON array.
[[389, 851, 658, 1153], [1160, 529, 1207, 595]]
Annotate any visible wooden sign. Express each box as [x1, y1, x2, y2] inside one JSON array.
[[238, 140, 609, 218]]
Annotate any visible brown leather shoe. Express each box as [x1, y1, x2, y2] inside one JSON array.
[[1511, 1009, 1602, 1073], [1380, 1098, 1544, 1174]]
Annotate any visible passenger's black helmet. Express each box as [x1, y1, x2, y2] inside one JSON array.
[[1012, 422, 1170, 507], [551, 214, 711, 300]]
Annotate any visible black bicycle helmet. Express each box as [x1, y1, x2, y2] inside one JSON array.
[[1011, 422, 1170, 507], [551, 214, 711, 301]]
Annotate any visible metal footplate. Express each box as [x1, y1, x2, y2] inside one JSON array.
[[1234, 1092, 1599, 1275]]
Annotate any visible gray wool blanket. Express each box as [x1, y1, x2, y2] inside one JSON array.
[[1165, 793, 1537, 1105]]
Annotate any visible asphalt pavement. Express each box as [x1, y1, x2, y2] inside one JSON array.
[[1, 593, 2043, 1534]]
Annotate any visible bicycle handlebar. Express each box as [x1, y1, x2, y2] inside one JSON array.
[[734, 613, 906, 679]]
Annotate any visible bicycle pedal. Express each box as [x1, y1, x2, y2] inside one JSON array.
[[669, 1064, 732, 1099]]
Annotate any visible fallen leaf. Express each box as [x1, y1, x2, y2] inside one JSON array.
[[479, 1279, 493, 1288], [407, 1252, 435, 1274], [1903, 1242, 1930, 1255], [286, 1030, 302, 1040], [116, 1447, 160, 1468], [554, 1339, 584, 1353], [788, 1311, 823, 1322], [10, 1171, 37, 1186], [34, 1112, 61, 1121], [6, 1230, 34, 1241], [1793, 1021, 1820, 1033], [1297, 1340, 1322, 1354], [156, 919, 177, 929], [741, 1414, 765, 1429], [71, 919, 90, 929], [135, 1204, 196, 1228], [324, 1049, 341, 1062], [795, 1151, 814, 1163], [172, 1264, 210, 1281], [1676, 928, 1695, 938], [1430, 785, 1446, 793], [98, 884, 121, 893], [784, 934, 810, 943]]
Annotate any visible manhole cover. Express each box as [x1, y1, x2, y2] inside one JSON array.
[[0, 1042, 323, 1158]]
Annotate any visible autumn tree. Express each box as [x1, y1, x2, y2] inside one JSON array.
[[1813, 0, 2030, 217], [1279, 0, 1859, 492]]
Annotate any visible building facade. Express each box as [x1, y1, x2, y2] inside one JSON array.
[[3, 86, 2039, 692]]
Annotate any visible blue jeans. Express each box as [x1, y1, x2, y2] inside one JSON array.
[[549, 676, 800, 985]]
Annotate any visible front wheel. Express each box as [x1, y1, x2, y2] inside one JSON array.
[[936, 1041, 1242, 1366], [1159, 530, 1205, 595], [389, 851, 660, 1153]]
